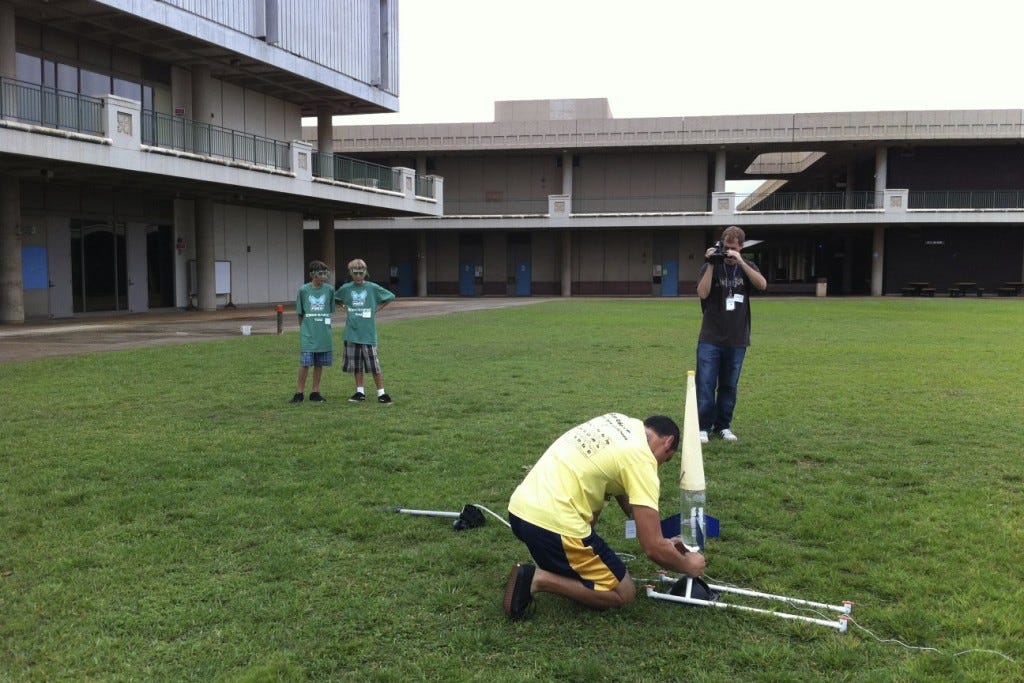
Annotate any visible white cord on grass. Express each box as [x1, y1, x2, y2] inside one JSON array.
[[471, 503, 511, 528]]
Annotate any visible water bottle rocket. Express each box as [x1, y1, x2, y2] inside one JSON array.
[[680, 370, 707, 552]]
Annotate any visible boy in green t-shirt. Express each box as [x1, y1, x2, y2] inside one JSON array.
[[336, 258, 396, 404], [291, 260, 336, 404]]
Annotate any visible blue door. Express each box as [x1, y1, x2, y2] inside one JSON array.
[[514, 261, 531, 296], [459, 261, 476, 296], [661, 261, 678, 296], [396, 262, 414, 296]]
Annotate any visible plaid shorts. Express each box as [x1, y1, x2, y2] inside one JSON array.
[[342, 342, 382, 374], [299, 351, 332, 368]]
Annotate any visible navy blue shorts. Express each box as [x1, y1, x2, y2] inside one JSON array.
[[509, 513, 627, 591]]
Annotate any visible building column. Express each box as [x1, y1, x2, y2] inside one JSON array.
[[0, 3, 15, 79], [195, 197, 216, 311], [845, 160, 856, 209], [191, 65, 214, 124], [561, 229, 572, 297], [714, 150, 727, 193], [561, 152, 573, 196], [0, 2, 15, 120], [316, 105, 333, 177], [871, 224, 884, 297], [416, 154, 427, 176], [0, 175, 24, 323], [316, 106, 336, 270], [874, 146, 888, 196], [416, 230, 428, 297]]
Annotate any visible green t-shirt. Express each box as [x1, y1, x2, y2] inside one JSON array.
[[296, 282, 336, 352], [336, 280, 395, 345]]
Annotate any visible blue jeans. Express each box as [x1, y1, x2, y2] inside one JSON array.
[[696, 342, 747, 432]]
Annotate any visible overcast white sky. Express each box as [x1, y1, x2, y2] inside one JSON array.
[[343, 0, 1023, 126]]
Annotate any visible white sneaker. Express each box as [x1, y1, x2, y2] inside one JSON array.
[[698, 431, 709, 444], [719, 428, 738, 442]]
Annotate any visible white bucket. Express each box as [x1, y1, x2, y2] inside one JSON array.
[[240, 325, 252, 336]]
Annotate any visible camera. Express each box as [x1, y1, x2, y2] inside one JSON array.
[[707, 241, 728, 264]]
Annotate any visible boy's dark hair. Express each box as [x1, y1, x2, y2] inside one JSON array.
[[644, 415, 680, 452], [308, 260, 328, 272]]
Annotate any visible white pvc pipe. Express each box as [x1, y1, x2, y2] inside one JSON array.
[[706, 583, 853, 615], [646, 586, 849, 633], [396, 508, 460, 518], [654, 574, 853, 615]]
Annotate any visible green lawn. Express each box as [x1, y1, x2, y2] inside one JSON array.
[[2, 299, 1022, 682]]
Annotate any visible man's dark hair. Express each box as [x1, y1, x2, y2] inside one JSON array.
[[644, 415, 680, 452]]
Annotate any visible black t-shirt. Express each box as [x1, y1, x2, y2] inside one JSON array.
[[697, 259, 760, 347]]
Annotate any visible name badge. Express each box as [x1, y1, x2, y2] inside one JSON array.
[[725, 296, 736, 311], [733, 294, 744, 304], [324, 317, 331, 326], [361, 309, 372, 318]]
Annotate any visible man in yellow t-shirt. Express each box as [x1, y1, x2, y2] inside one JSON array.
[[504, 413, 706, 620]]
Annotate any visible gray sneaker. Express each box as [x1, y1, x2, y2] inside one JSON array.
[[718, 428, 738, 442]]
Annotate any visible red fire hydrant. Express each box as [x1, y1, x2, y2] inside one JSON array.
[[276, 304, 284, 334]]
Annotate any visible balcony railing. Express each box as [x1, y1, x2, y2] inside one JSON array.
[[311, 151, 400, 191], [573, 195, 711, 213], [141, 111, 290, 171], [0, 77, 104, 135], [908, 190, 1024, 209], [738, 191, 882, 211], [415, 174, 435, 198]]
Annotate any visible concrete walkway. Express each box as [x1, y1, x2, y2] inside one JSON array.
[[0, 297, 555, 363]]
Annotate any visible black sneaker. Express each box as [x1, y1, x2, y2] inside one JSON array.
[[503, 563, 535, 620], [309, 392, 326, 403], [378, 393, 393, 404], [289, 393, 303, 404], [348, 392, 366, 403]]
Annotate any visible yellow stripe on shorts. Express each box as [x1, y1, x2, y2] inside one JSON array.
[[561, 536, 618, 591]]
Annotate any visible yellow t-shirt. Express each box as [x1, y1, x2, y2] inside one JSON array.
[[508, 413, 661, 538]]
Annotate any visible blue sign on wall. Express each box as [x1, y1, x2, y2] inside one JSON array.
[[22, 247, 48, 290]]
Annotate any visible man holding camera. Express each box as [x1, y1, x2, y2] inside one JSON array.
[[695, 226, 768, 443]]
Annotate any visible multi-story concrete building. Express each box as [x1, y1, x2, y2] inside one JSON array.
[[1, 0, 441, 322], [315, 98, 1024, 298]]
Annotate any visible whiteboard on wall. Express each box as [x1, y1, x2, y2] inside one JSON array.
[[188, 260, 231, 295]]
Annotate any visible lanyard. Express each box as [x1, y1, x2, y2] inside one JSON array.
[[726, 264, 739, 298]]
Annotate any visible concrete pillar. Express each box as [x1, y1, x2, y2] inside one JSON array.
[[561, 229, 572, 297], [0, 2, 15, 121], [317, 106, 333, 177], [871, 225, 884, 297], [317, 106, 333, 154], [192, 65, 214, 124], [845, 160, 856, 209], [319, 213, 335, 273], [416, 154, 427, 176], [561, 152, 573, 196], [0, 3, 16, 79], [714, 150, 727, 193], [195, 197, 216, 311], [417, 230, 428, 297], [874, 146, 888, 197], [0, 175, 24, 323]]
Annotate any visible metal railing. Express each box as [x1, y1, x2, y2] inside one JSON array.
[[444, 198, 549, 215], [0, 77, 104, 135], [738, 191, 882, 211], [311, 151, 401, 191], [573, 195, 711, 213], [415, 174, 435, 198], [141, 111, 290, 171], [908, 190, 1024, 209]]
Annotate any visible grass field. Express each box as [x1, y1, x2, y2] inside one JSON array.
[[2, 298, 1023, 682]]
